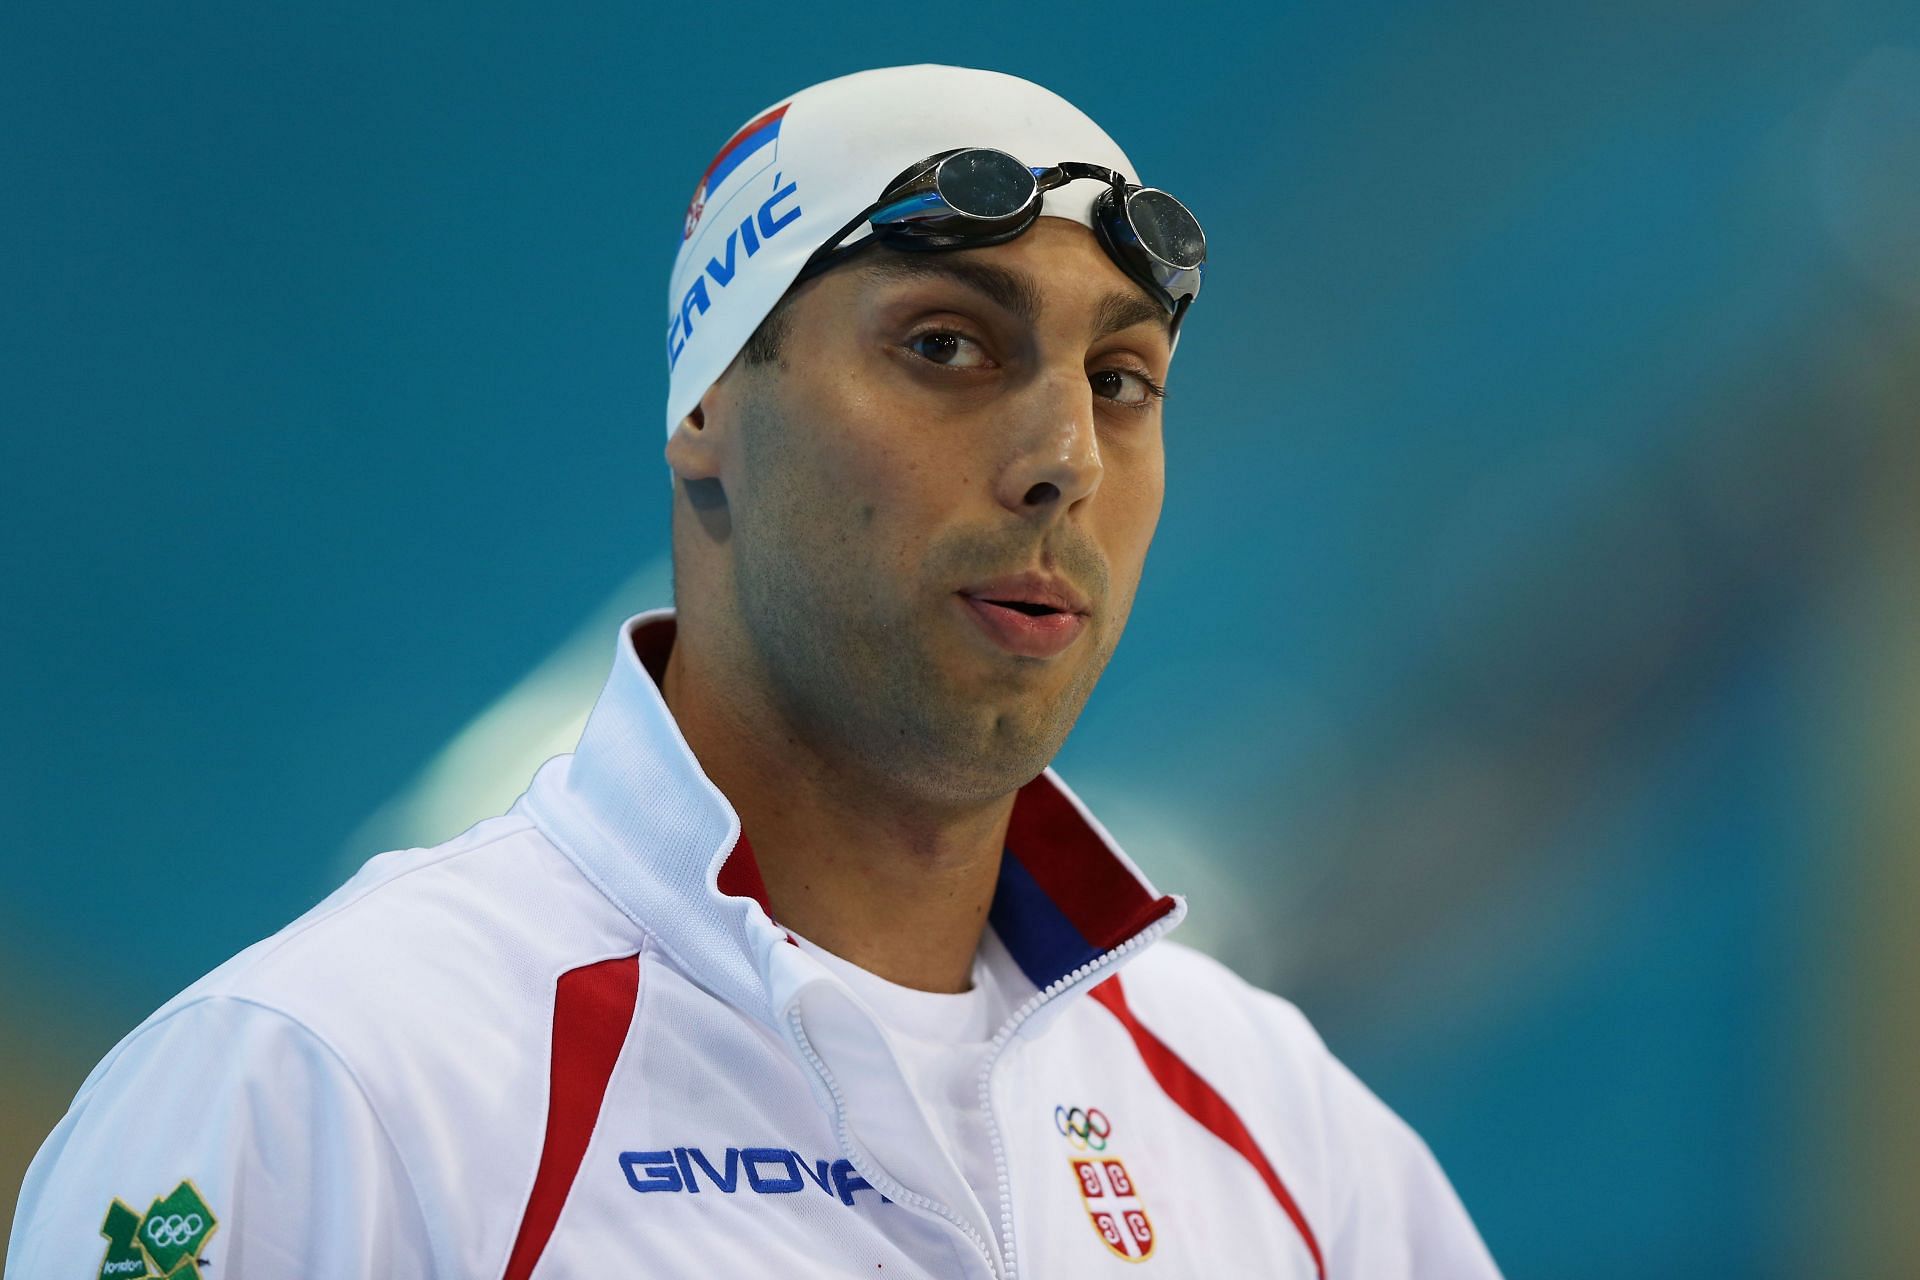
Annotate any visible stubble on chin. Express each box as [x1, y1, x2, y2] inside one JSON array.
[[738, 556, 1101, 809]]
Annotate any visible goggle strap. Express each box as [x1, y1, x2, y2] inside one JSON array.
[[795, 205, 888, 285]]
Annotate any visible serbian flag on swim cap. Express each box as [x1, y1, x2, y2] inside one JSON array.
[[663, 64, 1140, 436]]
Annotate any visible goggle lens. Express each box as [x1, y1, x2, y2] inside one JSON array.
[[935, 149, 1038, 220], [1126, 188, 1206, 271]]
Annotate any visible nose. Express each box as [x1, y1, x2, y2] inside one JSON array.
[[994, 369, 1102, 517]]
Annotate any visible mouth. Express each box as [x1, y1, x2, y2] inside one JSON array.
[[981, 598, 1064, 617], [952, 568, 1094, 658]]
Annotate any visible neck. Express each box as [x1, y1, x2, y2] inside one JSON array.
[[660, 626, 1011, 994]]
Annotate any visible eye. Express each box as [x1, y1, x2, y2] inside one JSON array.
[[905, 330, 992, 369], [1090, 368, 1165, 408]]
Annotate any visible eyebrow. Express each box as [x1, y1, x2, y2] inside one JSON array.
[[1091, 290, 1170, 343], [858, 252, 1171, 341]]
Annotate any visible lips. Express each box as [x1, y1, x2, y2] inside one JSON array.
[[954, 571, 1091, 659], [956, 572, 1092, 617]]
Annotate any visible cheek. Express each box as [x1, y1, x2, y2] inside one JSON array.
[[798, 378, 974, 560], [1089, 451, 1164, 634], [1106, 445, 1165, 558]]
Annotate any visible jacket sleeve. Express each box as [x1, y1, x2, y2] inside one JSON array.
[[1311, 1042, 1502, 1280], [7, 995, 436, 1279]]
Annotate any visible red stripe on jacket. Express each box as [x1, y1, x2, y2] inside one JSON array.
[[1091, 974, 1326, 1278], [503, 952, 643, 1280]]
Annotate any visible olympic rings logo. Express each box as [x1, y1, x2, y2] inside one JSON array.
[[1054, 1105, 1112, 1151], [143, 1213, 204, 1249]]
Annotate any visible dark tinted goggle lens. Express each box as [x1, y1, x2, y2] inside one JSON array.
[[1125, 188, 1206, 270], [934, 149, 1039, 219]]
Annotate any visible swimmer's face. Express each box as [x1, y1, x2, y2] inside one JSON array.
[[668, 218, 1170, 804]]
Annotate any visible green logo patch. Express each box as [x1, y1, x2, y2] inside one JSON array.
[[94, 1199, 148, 1280], [96, 1181, 217, 1280]]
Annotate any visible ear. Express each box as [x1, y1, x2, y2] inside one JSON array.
[[664, 390, 722, 483]]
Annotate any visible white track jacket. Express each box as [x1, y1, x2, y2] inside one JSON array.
[[10, 609, 1500, 1279]]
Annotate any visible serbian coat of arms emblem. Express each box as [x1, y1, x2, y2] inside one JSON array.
[[1056, 1104, 1157, 1261]]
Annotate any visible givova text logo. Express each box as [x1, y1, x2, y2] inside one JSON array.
[[620, 1145, 888, 1207]]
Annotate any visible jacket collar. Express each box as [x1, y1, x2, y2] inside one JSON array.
[[518, 608, 1182, 1028]]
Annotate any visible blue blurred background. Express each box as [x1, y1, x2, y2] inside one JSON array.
[[6, 3, 1919, 1273]]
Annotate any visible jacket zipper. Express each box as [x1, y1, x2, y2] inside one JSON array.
[[973, 909, 1182, 1280], [786, 1005, 1001, 1276]]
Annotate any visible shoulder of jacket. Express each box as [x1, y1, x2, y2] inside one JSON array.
[[108, 812, 648, 1099], [18, 992, 449, 1279], [69, 988, 372, 1116], [53, 812, 656, 1259], [1118, 939, 1330, 1061]]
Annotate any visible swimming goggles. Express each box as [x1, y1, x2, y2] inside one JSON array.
[[794, 147, 1206, 327]]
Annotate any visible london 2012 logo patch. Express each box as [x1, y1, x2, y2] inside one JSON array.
[[94, 1180, 218, 1279], [1055, 1105, 1156, 1261]]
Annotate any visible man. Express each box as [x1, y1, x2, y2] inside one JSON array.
[[10, 65, 1499, 1278]]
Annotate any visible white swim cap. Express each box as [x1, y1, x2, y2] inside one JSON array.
[[663, 64, 1140, 436]]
